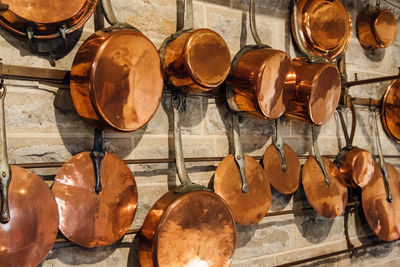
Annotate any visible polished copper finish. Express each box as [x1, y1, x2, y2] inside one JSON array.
[[213, 154, 271, 225], [70, 28, 163, 131], [263, 143, 301, 194], [302, 157, 348, 218], [160, 28, 231, 94], [52, 151, 138, 247], [139, 190, 236, 267], [0, 0, 97, 38], [362, 162, 400, 241], [381, 79, 400, 143], [357, 9, 398, 48], [0, 165, 59, 266], [226, 45, 292, 119], [284, 58, 341, 125], [291, 0, 351, 60]]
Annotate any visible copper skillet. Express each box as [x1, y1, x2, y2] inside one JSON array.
[[0, 82, 59, 266], [381, 79, 400, 143], [362, 110, 400, 241], [138, 95, 236, 267]]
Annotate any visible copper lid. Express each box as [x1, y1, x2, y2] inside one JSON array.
[[90, 29, 163, 131], [302, 157, 348, 218], [154, 190, 236, 266], [184, 29, 231, 88], [381, 79, 400, 143], [263, 144, 301, 194], [374, 10, 398, 47], [52, 152, 138, 247], [213, 154, 271, 225], [0, 165, 59, 266]]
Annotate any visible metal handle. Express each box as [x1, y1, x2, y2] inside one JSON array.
[[0, 78, 10, 224], [0, 2, 8, 15], [89, 128, 105, 194], [232, 113, 249, 194], [249, 0, 265, 46], [337, 106, 352, 148], [273, 119, 287, 172], [373, 110, 392, 203], [312, 125, 330, 186], [183, 0, 194, 30], [101, 0, 119, 26]]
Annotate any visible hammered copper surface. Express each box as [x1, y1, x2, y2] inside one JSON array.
[[0, 165, 59, 267], [70, 29, 163, 131], [381, 79, 400, 143], [161, 28, 231, 94], [227, 46, 291, 119], [263, 144, 301, 194], [302, 157, 348, 218], [362, 163, 400, 241], [213, 154, 271, 225], [52, 152, 138, 247], [139, 190, 236, 267], [357, 9, 398, 48], [0, 0, 97, 38], [284, 58, 341, 125], [292, 0, 351, 60]]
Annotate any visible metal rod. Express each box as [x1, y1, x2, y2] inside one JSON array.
[[343, 72, 400, 87], [2, 64, 69, 84]]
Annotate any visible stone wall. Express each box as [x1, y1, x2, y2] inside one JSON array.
[[0, 0, 400, 266]]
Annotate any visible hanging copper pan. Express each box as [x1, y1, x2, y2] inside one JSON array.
[[70, 0, 163, 131], [0, 82, 59, 266], [0, 0, 97, 39], [357, 4, 398, 49], [139, 95, 236, 266], [381, 79, 400, 143]]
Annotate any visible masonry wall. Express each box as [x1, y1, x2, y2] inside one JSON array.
[[1, 0, 400, 266]]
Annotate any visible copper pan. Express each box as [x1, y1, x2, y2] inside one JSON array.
[[0, 0, 97, 39], [357, 3, 398, 49], [159, 0, 231, 94], [70, 0, 163, 131], [381, 79, 400, 143], [0, 82, 59, 266], [139, 94, 236, 266]]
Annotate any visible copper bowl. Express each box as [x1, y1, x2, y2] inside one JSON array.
[[160, 28, 231, 94], [226, 45, 292, 119]]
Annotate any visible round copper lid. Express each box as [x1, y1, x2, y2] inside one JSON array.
[[302, 157, 348, 218], [263, 144, 301, 194], [213, 154, 271, 225], [0, 165, 59, 266], [381, 79, 400, 143], [154, 190, 235, 266], [90, 29, 163, 131], [362, 162, 400, 241], [374, 10, 398, 48], [184, 29, 231, 88], [309, 63, 341, 125], [52, 152, 138, 247]]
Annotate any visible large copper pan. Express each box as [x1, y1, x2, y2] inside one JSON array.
[[0, 0, 97, 39], [139, 95, 236, 266], [70, 0, 163, 131], [0, 82, 59, 266], [381, 79, 400, 143]]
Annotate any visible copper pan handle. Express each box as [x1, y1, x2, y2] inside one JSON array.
[[249, 0, 265, 46], [0, 2, 8, 15], [183, 0, 194, 30], [273, 119, 287, 172], [337, 106, 352, 148], [311, 125, 330, 186], [89, 128, 105, 194], [0, 77, 10, 224], [101, 0, 119, 25], [232, 113, 249, 194]]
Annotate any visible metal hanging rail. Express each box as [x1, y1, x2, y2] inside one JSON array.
[[342, 69, 400, 87]]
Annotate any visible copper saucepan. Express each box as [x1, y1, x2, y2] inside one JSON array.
[[0, 0, 97, 39], [0, 81, 59, 266], [70, 0, 163, 132]]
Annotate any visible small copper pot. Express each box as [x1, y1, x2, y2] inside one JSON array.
[[357, 8, 398, 49], [284, 58, 341, 125], [160, 28, 231, 94]]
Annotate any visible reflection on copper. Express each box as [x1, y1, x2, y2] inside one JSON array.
[[381, 79, 400, 143], [291, 0, 351, 60], [52, 152, 138, 248], [263, 144, 301, 194], [302, 157, 348, 218], [357, 9, 398, 48], [160, 28, 231, 94], [0, 0, 97, 38], [227, 45, 292, 119], [213, 154, 271, 225], [139, 190, 236, 266], [0, 165, 59, 266], [284, 58, 341, 125], [362, 163, 400, 241], [70, 28, 163, 131]]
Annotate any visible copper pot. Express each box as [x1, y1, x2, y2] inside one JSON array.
[[0, 0, 97, 39], [357, 8, 398, 49]]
